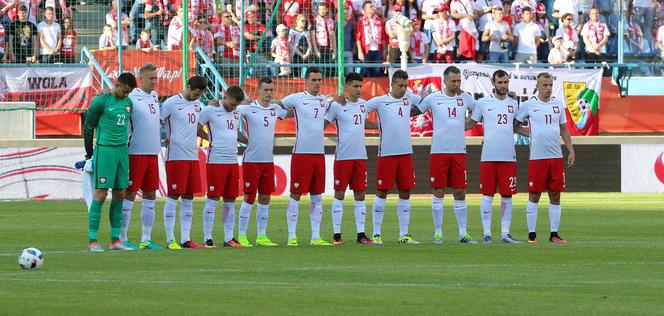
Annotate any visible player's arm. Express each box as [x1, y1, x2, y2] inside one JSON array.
[[197, 124, 208, 141], [365, 120, 378, 130], [237, 129, 248, 145], [560, 123, 575, 167], [83, 96, 104, 159], [465, 117, 478, 130], [513, 120, 530, 137], [324, 120, 332, 129]]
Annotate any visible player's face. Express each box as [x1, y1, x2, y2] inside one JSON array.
[[139, 69, 158, 92], [346, 80, 363, 99], [223, 96, 241, 111], [306, 73, 323, 95], [186, 88, 205, 101], [115, 83, 133, 99], [492, 75, 510, 96], [390, 78, 409, 99], [443, 73, 461, 94], [258, 83, 274, 102], [536, 77, 553, 100]]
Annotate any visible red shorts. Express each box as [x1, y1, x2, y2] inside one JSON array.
[[376, 154, 416, 191], [165, 160, 201, 195], [290, 154, 325, 194], [242, 162, 275, 195], [334, 159, 367, 191], [429, 153, 467, 189], [480, 161, 517, 196], [127, 154, 159, 191], [206, 163, 239, 198], [527, 158, 565, 193]]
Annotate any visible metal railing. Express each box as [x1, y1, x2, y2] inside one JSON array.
[[195, 47, 229, 101], [81, 47, 113, 94]]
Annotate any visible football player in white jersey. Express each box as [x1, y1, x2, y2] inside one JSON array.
[[235, 78, 288, 247], [411, 66, 478, 244], [466, 70, 527, 244], [122, 63, 163, 250], [160, 76, 209, 250], [365, 70, 421, 245], [324, 72, 376, 245], [515, 72, 575, 244], [198, 86, 247, 248], [278, 67, 333, 246]]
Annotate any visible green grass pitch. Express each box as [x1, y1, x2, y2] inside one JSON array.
[[1, 193, 663, 315]]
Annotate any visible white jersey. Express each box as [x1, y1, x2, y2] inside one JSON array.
[[128, 88, 161, 155], [325, 99, 368, 160], [516, 97, 567, 160], [237, 101, 288, 163], [161, 94, 202, 161], [471, 96, 518, 162], [281, 91, 329, 154], [198, 105, 240, 164], [417, 91, 476, 154], [366, 91, 420, 157]]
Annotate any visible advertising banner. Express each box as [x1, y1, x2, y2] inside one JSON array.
[[621, 144, 664, 193]]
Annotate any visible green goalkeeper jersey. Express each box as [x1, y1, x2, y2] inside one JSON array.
[[84, 93, 133, 156]]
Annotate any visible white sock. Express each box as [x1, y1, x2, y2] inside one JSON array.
[[310, 194, 323, 241], [480, 195, 494, 237], [256, 203, 269, 235], [202, 198, 218, 241], [179, 199, 193, 244], [120, 199, 134, 241], [549, 204, 561, 232], [222, 202, 235, 242], [454, 200, 468, 237], [354, 200, 366, 233], [526, 201, 539, 233], [372, 196, 386, 237], [286, 197, 299, 239], [331, 198, 343, 234], [163, 197, 177, 242], [500, 197, 513, 238], [140, 199, 156, 242], [432, 196, 443, 236], [238, 202, 253, 237], [397, 199, 411, 237]]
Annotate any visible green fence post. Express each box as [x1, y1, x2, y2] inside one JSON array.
[[337, 0, 345, 95], [182, 0, 189, 89]]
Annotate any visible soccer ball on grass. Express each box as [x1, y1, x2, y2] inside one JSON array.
[[18, 247, 44, 270]]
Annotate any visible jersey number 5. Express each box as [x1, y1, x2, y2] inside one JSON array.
[[263, 117, 269, 127]]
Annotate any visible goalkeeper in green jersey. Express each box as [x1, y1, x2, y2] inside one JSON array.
[[84, 73, 137, 252]]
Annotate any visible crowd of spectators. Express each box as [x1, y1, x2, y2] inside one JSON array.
[[1, 0, 663, 74]]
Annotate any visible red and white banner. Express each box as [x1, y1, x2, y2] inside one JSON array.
[[0, 66, 93, 136], [621, 144, 664, 193], [390, 64, 603, 136]]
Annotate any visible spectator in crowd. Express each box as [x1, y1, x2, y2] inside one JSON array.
[[555, 12, 579, 60], [553, 0, 583, 32], [45, 0, 72, 22], [653, 0, 664, 50], [410, 19, 429, 63], [632, 0, 655, 46], [385, 4, 403, 64], [99, 23, 117, 51], [271, 23, 291, 76], [167, 7, 194, 50], [144, 0, 169, 49], [404, 0, 421, 20], [482, 6, 513, 62], [432, 4, 456, 63], [580, 7, 610, 61], [136, 29, 156, 51], [59, 16, 75, 63], [0, 0, 18, 26], [195, 17, 214, 57], [513, 6, 541, 63], [451, 0, 479, 61], [627, 11, 647, 55], [421, 0, 443, 32], [356, 0, 385, 77], [503, 0, 515, 30], [475, 0, 503, 62], [312, 2, 336, 76], [4, 5, 39, 63], [107, 0, 130, 47], [657, 23, 664, 61], [283, 0, 301, 27], [548, 34, 569, 63], [535, 2, 550, 61], [0, 21, 5, 61], [214, 10, 240, 64], [511, 0, 535, 23], [289, 13, 311, 76], [38, 7, 61, 63], [244, 6, 266, 53], [23, 0, 39, 25], [343, 4, 356, 74], [129, 0, 145, 44]]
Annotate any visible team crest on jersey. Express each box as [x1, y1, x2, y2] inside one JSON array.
[[245, 182, 251, 187], [270, 108, 276, 116], [529, 181, 533, 187], [234, 112, 239, 119], [553, 106, 560, 114], [402, 98, 409, 106], [377, 179, 382, 185], [360, 105, 365, 113], [209, 185, 215, 191], [100, 177, 106, 184], [334, 179, 340, 185], [319, 100, 325, 108], [128, 180, 133, 186], [294, 182, 300, 188], [430, 177, 435, 183], [172, 184, 177, 189], [456, 98, 464, 107], [125, 105, 131, 113], [508, 105, 514, 113]]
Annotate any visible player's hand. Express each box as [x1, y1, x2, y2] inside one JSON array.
[[83, 159, 94, 172], [333, 94, 347, 105], [507, 91, 517, 99], [567, 149, 575, 167], [208, 99, 220, 107]]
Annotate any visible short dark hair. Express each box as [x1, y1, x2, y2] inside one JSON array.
[[44, 6, 54, 12], [117, 73, 137, 88], [187, 76, 207, 90], [305, 67, 322, 79], [225, 86, 245, 101], [362, 0, 373, 10], [492, 69, 509, 82], [258, 77, 273, 89], [345, 72, 364, 84], [392, 69, 408, 82], [521, 6, 532, 13], [443, 66, 461, 78], [561, 12, 573, 20]]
